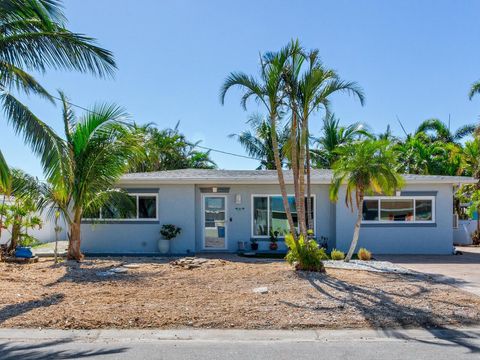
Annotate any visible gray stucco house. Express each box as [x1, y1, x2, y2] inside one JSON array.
[[80, 169, 475, 255]]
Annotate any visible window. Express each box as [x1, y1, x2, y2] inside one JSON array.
[[362, 196, 434, 223], [252, 195, 315, 236], [84, 193, 158, 221]]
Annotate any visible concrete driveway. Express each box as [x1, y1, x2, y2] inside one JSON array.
[[378, 247, 480, 297]]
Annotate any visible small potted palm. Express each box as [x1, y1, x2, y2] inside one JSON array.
[[159, 224, 181, 254], [269, 230, 279, 251]]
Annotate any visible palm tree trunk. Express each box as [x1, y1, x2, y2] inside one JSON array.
[[345, 193, 364, 262], [8, 216, 21, 254], [54, 214, 59, 264], [298, 120, 307, 238], [270, 113, 297, 242], [67, 209, 84, 261], [306, 128, 313, 231], [290, 111, 302, 237]]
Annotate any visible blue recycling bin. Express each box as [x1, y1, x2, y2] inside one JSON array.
[[15, 247, 34, 258]]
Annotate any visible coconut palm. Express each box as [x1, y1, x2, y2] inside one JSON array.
[[220, 45, 299, 241], [311, 113, 370, 168], [415, 118, 475, 144], [42, 92, 142, 260], [229, 114, 289, 170], [469, 80, 480, 100], [330, 139, 403, 261], [0, 0, 116, 188]]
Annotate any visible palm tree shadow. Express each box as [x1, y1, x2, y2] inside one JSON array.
[[297, 271, 480, 353], [0, 339, 128, 359], [0, 293, 64, 324]]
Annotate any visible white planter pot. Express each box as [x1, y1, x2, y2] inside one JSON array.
[[158, 239, 170, 254]]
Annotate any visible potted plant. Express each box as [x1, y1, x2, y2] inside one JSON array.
[[250, 238, 259, 251], [269, 230, 279, 251], [159, 224, 181, 254]]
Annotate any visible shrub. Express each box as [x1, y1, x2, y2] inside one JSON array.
[[330, 249, 345, 260], [160, 224, 181, 240], [285, 234, 327, 272], [357, 248, 372, 261], [472, 230, 480, 246]]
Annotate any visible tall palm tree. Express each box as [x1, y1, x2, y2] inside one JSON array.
[[229, 114, 289, 170], [469, 80, 480, 100], [311, 113, 370, 168], [415, 118, 475, 144], [330, 140, 403, 261], [44, 92, 142, 260], [0, 0, 116, 188], [220, 45, 299, 242]]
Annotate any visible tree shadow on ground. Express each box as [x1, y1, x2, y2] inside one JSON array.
[[0, 339, 128, 359], [0, 293, 64, 324], [296, 271, 480, 353]]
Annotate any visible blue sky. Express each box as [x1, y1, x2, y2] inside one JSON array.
[[1, 0, 480, 178]]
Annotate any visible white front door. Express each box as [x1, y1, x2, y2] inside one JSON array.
[[202, 195, 227, 250]]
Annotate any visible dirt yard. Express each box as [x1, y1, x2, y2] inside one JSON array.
[[0, 257, 479, 330]]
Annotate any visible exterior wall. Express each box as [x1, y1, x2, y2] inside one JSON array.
[[194, 184, 332, 253], [81, 185, 196, 254], [334, 184, 454, 255]]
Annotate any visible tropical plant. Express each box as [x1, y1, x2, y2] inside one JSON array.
[[330, 139, 404, 261], [415, 118, 475, 144], [357, 247, 372, 261], [0, 0, 116, 189], [311, 113, 370, 168], [38, 92, 142, 261], [220, 43, 298, 243], [160, 224, 181, 240], [130, 122, 216, 172], [229, 114, 289, 170], [284, 233, 328, 272], [330, 249, 345, 260]]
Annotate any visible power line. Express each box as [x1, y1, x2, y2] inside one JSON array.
[[49, 95, 262, 162]]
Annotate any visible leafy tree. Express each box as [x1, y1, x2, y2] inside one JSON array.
[[220, 44, 299, 242], [39, 92, 143, 261], [311, 113, 370, 168], [0, 0, 116, 188], [330, 140, 403, 261], [415, 118, 475, 144], [229, 114, 289, 170], [129, 122, 216, 172]]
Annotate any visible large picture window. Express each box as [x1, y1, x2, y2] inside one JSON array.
[[362, 196, 434, 223], [252, 195, 315, 237], [84, 193, 158, 221]]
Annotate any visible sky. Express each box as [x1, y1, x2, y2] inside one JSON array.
[[1, 0, 480, 178]]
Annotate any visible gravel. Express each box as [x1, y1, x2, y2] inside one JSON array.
[[323, 260, 414, 274]]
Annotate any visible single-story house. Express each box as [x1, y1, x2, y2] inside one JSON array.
[[80, 169, 475, 255]]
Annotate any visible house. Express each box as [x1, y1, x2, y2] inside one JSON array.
[[80, 169, 476, 255]]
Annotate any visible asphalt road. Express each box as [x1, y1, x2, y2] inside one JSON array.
[[1, 328, 479, 359]]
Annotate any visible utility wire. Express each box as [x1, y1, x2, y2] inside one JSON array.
[[49, 95, 262, 162]]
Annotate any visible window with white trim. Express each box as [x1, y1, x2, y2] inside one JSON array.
[[84, 194, 158, 220], [362, 196, 434, 223], [252, 195, 315, 236]]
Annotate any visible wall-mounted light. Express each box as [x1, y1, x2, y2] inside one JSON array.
[[235, 193, 242, 204], [212, 187, 217, 193]]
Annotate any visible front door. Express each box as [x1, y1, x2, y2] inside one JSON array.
[[203, 195, 227, 250]]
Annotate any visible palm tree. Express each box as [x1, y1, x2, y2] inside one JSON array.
[[220, 45, 299, 242], [43, 92, 142, 261], [130, 122, 216, 172], [469, 80, 480, 100], [229, 114, 289, 170], [0, 0, 116, 188], [330, 140, 403, 261], [415, 118, 475, 144], [311, 113, 370, 168]]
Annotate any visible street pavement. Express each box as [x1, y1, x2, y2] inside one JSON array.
[[0, 327, 479, 359]]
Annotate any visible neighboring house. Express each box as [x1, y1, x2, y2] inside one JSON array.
[[80, 169, 475, 255]]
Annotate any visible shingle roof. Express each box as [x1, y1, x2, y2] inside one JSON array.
[[120, 169, 476, 185]]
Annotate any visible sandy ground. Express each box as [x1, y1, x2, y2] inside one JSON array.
[[0, 257, 479, 330]]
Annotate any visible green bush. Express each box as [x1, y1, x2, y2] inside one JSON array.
[[330, 249, 345, 260], [160, 224, 182, 240], [357, 248, 372, 261], [285, 234, 327, 272]]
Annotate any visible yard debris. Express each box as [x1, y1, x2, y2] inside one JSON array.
[[96, 267, 128, 277], [169, 257, 225, 269], [123, 264, 141, 269], [252, 287, 268, 294]]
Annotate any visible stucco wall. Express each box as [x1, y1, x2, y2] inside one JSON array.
[[194, 184, 332, 253], [334, 184, 454, 255], [80, 185, 196, 254]]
